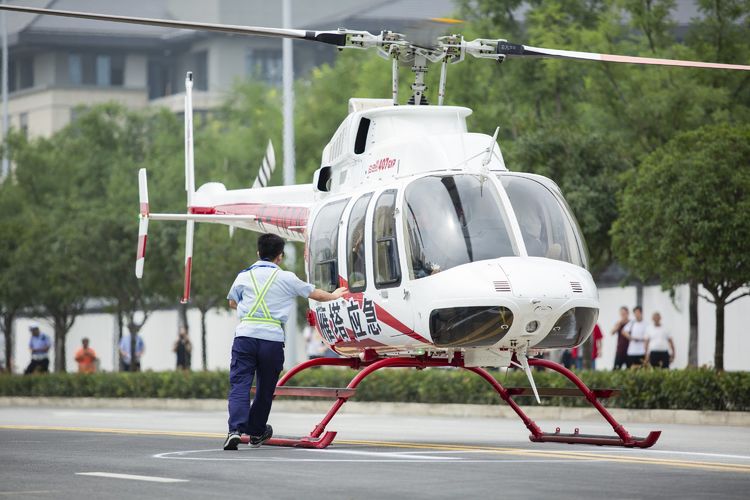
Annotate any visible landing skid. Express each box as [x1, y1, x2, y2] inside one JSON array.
[[256, 355, 661, 450]]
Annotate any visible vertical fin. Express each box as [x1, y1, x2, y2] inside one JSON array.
[[135, 168, 149, 278], [181, 72, 195, 303], [252, 139, 276, 189]]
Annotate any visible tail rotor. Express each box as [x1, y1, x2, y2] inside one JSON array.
[[135, 168, 150, 279]]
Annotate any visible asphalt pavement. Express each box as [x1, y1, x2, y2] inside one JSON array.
[[1, 405, 749, 499]]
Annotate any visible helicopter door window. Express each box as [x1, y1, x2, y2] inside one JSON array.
[[346, 192, 373, 292], [404, 175, 517, 279], [372, 189, 401, 288], [309, 198, 350, 292], [499, 175, 587, 268]]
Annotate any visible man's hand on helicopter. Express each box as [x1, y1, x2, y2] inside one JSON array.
[[309, 287, 348, 302]]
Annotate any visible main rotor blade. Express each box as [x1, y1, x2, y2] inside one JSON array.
[[497, 42, 750, 71], [0, 4, 347, 46]]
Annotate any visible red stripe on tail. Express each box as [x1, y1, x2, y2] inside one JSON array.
[[181, 256, 192, 304], [137, 235, 148, 259]]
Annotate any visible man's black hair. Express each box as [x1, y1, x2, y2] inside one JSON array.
[[258, 233, 285, 261], [633, 305, 642, 313]]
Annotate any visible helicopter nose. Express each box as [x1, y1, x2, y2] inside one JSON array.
[[498, 256, 594, 300], [410, 257, 597, 349]]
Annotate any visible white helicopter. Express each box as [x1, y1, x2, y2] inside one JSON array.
[[4, 4, 748, 450]]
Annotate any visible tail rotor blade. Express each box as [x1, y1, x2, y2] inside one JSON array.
[[181, 220, 194, 304], [135, 168, 150, 278], [135, 216, 149, 279]]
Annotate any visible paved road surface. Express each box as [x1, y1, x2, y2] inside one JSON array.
[[1, 406, 749, 499]]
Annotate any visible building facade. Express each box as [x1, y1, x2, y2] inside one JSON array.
[[1, 0, 457, 137]]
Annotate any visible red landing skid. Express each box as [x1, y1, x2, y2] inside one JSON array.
[[240, 354, 661, 450]]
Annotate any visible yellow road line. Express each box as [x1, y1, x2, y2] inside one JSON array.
[[2, 425, 748, 474], [339, 439, 750, 474], [0, 424, 222, 439]]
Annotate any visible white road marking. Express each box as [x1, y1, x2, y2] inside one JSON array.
[[152, 449, 600, 464], [304, 448, 458, 460], [76, 472, 188, 483], [0, 491, 55, 496], [521, 448, 750, 461]]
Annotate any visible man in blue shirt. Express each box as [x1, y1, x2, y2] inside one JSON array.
[[24, 324, 51, 374], [119, 334, 145, 372], [223, 233, 346, 450]]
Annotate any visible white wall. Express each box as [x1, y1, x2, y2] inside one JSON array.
[[10, 306, 303, 374], [597, 284, 749, 371], [10, 284, 749, 373]]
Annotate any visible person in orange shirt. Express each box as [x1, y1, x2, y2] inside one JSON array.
[[74, 337, 98, 374]]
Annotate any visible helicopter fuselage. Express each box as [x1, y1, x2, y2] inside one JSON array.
[[190, 102, 598, 367]]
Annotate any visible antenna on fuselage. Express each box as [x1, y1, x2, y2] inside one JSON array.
[[482, 127, 500, 167], [511, 351, 542, 404]]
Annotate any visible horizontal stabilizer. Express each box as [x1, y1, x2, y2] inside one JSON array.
[[149, 213, 257, 222]]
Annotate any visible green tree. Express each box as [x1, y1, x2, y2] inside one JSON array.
[[7, 104, 185, 371], [611, 124, 750, 370], [0, 180, 33, 372], [9, 129, 98, 372]]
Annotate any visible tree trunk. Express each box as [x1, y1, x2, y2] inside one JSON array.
[[201, 308, 207, 371], [714, 299, 725, 371], [2, 313, 14, 373], [53, 319, 67, 372], [116, 306, 124, 372], [635, 280, 644, 308], [130, 330, 137, 372], [688, 282, 699, 367]]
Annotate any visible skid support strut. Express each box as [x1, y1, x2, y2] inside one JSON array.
[[247, 355, 660, 449]]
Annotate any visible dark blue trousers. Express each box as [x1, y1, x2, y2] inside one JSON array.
[[227, 336, 285, 436]]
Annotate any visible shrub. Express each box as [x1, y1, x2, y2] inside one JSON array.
[[0, 367, 747, 411]]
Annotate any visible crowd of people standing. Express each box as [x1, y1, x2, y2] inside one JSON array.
[[612, 305, 675, 369]]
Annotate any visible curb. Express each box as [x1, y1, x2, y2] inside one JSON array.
[[2, 397, 749, 426]]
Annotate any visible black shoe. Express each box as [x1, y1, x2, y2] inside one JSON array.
[[223, 431, 241, 451], [249, 425, 273, 448]]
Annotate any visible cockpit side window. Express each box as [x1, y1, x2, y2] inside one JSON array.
[[309, 198, 349, 292], [403, 175, 517, 279], [372, 189, 401, 288], [346, 193, 373, 292], [500, 175, 587, 268]]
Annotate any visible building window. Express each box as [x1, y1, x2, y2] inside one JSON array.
[[67, 54, 124, 87], [246, 49, 282, 86], [8, 56, 34, 92], [111, 56, 125, 86], [148, 59, 175, 99], [19, 113, 28, 136], [96, 55, 111, 86], [9, 56, 35, 92], [69, 54, 83, 85], [192, 51, 208, 90], [19, 57, 33, 89]]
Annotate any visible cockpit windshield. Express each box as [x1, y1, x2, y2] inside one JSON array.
[[499, 174, 588, 269], [403, 175, 518, 279]]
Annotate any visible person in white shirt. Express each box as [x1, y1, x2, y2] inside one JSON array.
[[645, 312, 675, 368], [622, 305, 647, 368]]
